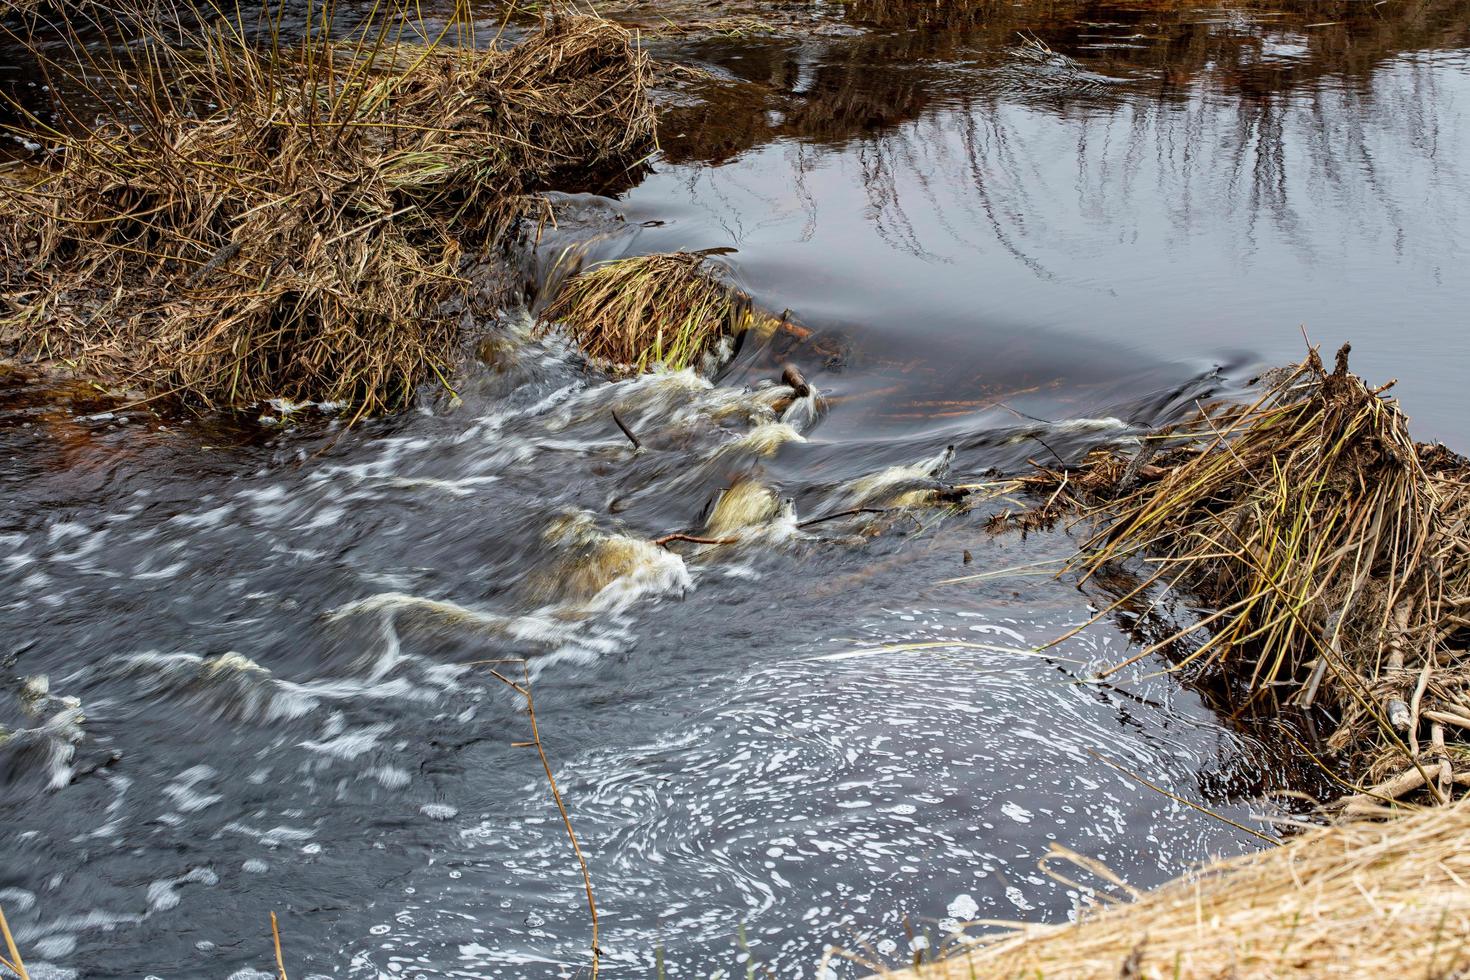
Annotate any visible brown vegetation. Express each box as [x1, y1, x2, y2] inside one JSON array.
[[879, 793, 1470, 979], [883, 346, 1470, 980], [1, 0, 39, 17], [979, 346, 1470, 819], [0, 3, 654, 415], [537, 251, 781, 374]]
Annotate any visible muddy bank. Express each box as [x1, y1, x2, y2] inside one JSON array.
[[872, 348, 1470, 977], [982, 348, 1470, 808]]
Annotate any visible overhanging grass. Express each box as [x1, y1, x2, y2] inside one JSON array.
[[537, 251, 780, 374], [876, 794, 1470, 979]]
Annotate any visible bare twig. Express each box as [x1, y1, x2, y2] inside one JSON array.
[[653, 532, 737, 548], [1424, 709, 1470, 730], [796, 507, 890, 528], [1341, 767, 1470, 816], [184, 239, 243, 288], [610, 409, 642, 451], [476, 660, 600, 978], [1432, 722, 1453, 798], [1086, 750, 1277, 845]]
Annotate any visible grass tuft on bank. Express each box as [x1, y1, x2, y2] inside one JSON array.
[[981, 345, 1470, 813], [901, 347, 1470, 974], [537, 251, 780, 374], [0, 1, 654, 415]]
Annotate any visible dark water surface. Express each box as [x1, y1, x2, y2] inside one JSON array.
[[3, 3, 1469, 978]]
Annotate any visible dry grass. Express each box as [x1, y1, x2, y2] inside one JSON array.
[[0, 902, 28, 980], [0, 0, 41, 17], [991, 345, 1470, 808], [537, 251, 780, 374], [0, 1, 654, 415], [877, 794, 1470, 979], [889, 348, 1470, 980]]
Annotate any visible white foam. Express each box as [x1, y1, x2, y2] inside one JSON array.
[[146, 868, 219, 912], [946, 893, 980, 920]]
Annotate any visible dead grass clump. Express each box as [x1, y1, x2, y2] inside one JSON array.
[[537, 251, 779, 374], [0, 3, 654, 415], [878, 794, 1470, 979], [1004, 345, 1470, 806]]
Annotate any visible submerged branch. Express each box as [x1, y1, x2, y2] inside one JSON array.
[[653, 532, 738, 548], [611, 409, 643, 451]]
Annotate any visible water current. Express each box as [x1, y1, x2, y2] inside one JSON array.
[[3, 2, 1469, 977]]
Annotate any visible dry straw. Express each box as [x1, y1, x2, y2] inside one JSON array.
[[993, 344, 1470, 808], [0, 902, 29, 980], [916, 343, 1470, 977], [0, 1, 654, 415], [876, 795, 1470, 979], [537, 251, 779, 374]]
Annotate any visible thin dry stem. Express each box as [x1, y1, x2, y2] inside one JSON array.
[[472, 659, 600, 979], [270, 911, 287, 980], [0, 904, 29, 980]]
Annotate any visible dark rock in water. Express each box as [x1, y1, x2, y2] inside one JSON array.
[[781, 363, 811, 398]]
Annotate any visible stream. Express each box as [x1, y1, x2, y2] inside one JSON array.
[[3, 2, 1469, 977]]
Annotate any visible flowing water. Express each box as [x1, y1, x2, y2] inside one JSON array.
[[3, 3, 1470, 977]]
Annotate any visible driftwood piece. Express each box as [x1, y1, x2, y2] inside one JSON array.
[[1341, 766, 1470, 815], [653, 533, 736, 548], [1424, 708, 1470, 730], [1432, 722, 1453, 798], [1384, 601, 1414, 731]]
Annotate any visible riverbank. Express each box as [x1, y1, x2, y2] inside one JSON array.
[[0, 1, 653, 415], [876, 349, 1470, 977], [995, 347, 1470, 803], [880, 796, 1470, 979]]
